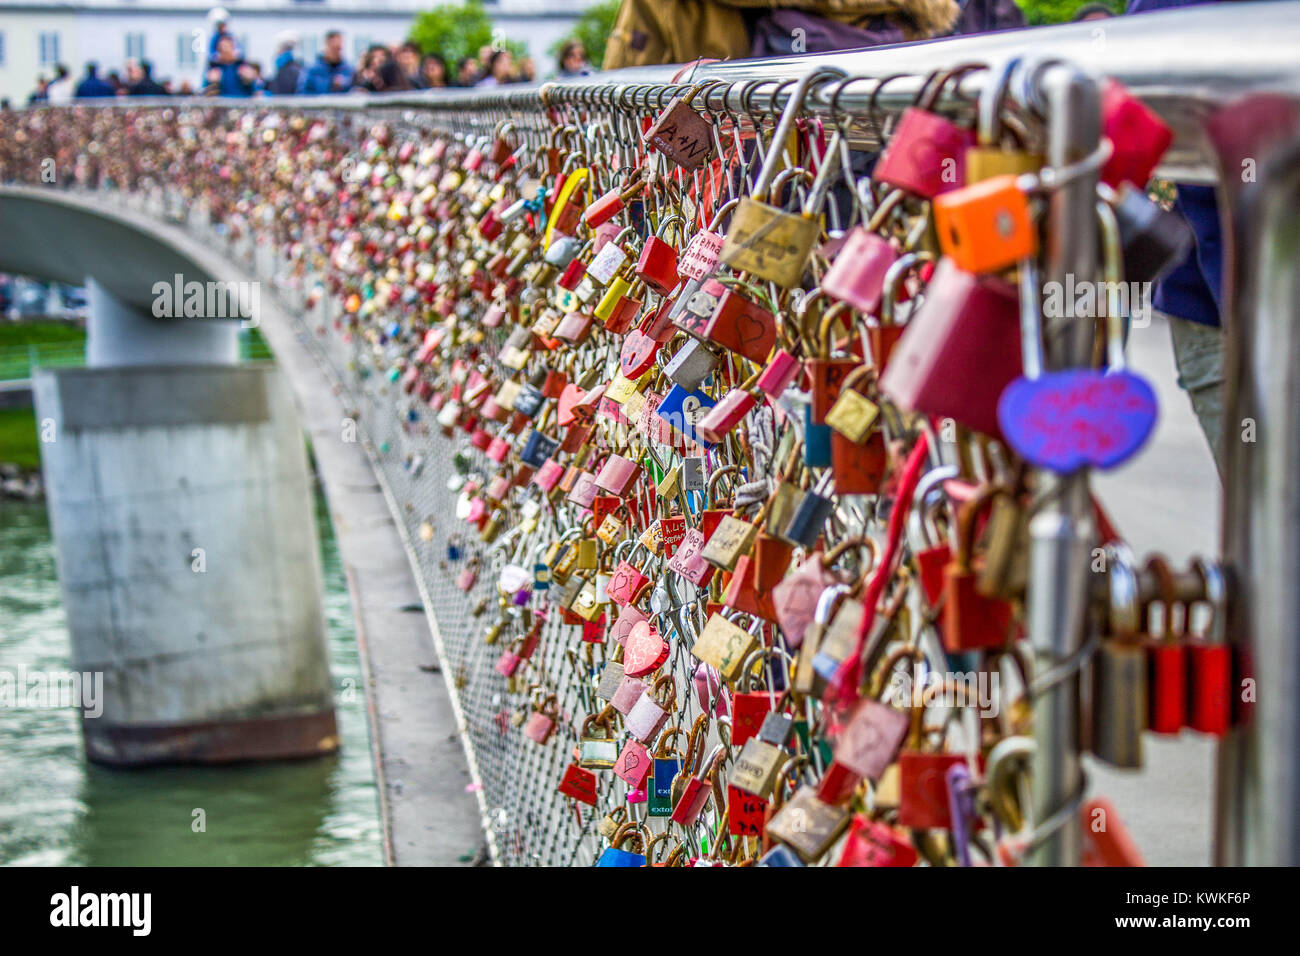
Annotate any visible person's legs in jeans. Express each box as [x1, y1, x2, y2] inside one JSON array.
[[1167, 314, 1224, 477]]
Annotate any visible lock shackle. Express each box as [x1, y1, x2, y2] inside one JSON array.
[[816, 301, 855, 359], [1191, 557, 1227, 645], [1106, 543, 1143, 639], [707, 464, 738, 507], [821, 535, 879, 574], [977, 57, 1021, 147], [953, 483, 1012, 568], [751, 66, 847, 202], [1095, 197, 1128, 372], [654, 724, 685, 759], [1144, 554, 1184, 642], [879, 251, 934, 325], [610, 820, 651, 852], [771, 165, 815, 209], [654, 213, 687, 247], [646, 829, 680, 864], [984, 734, 1035, 833], [914, 62, 983, 113], [706, 197, 741, 233], [683, 712, 710, 773]]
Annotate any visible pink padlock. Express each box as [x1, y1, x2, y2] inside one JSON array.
[[822, 228, 899, 315], [614, 740, 652, 788], [611, 675, 648, 715], [695, 388, 757, 444], [625, 676, 675, 743], [610, 604, 649, 646], [756, 349, 802, 399], [668, 528, 715, 586], [594, 454, 641, 495], [486, 437, 510, 463], [532, 458, 565, 492], [694, 662, 731, 717]]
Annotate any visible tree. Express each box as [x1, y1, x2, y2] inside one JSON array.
[[1015, 0, 1125, 25], [408, 1, 526, 70], [548, 0, 621, 70]]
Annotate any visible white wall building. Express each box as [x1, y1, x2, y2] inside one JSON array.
[[0, 0, 599, 104]]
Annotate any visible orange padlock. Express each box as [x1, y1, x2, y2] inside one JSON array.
[[933, 174, 1036, 275]]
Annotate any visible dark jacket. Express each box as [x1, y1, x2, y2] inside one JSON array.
[[299, 55, 354, 94], [1127, 0, 1222, 325], [74, 74, 115, 98], [267, 53, 303, 95]]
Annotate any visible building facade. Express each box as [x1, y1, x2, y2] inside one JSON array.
[[0, 1, 596, 104]]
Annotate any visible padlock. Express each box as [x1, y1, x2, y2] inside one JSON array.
[[634, 215, 685, 296], [557, 763, 598, 806], [1186, 558, 1231, 736], [1088, 547, 1147, 769], [1108, 182, 1195, 285], [731, 706, 795, 799], [676, 277, 778, 365], [942, 486, 1016, 653], [719, 72, 848, 286], [613, 738, 652, 790], [626, 675, 676, 743], [873, 67, 978, 198], [577, 711, 620, 769], [964, 58, 1045, 183], [663, 338, 721, 392], [642, 85, 716, 172], [1099, 77, 1173, 190], [522, 693, 560, 745], [671, 744, 726, 826], [822, 228, 899, 316], [623, 619, 668, 678], [691, 611, 763, 685], [597, 821, 648, 867], [835, 816, 918, 867], [780, 472, 836, 550], [880, 257, 1022, 439], [649, 726, 686, 817], [933, 173, 1037, 275], [583, 170, 649, 228], [1144, 556, 1187, 736], [765, 786, 851, 863]]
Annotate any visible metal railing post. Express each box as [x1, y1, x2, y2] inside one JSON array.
[[1026, 63, 1101, 867], [1214, 104, 1300, 866]]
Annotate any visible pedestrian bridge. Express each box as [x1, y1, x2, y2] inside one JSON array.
[[2, 3, 1300, 867]]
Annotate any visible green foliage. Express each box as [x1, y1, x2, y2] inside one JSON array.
[[1015, 0, 1124, 25], [408, 1, 526, 68], [0, 407, 40, 470], [548, 0, 621, 70]]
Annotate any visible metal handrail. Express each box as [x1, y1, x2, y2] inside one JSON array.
[[32, 3, 1300, 184]]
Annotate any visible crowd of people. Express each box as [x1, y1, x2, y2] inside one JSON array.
[[25, 7, 593, 104]]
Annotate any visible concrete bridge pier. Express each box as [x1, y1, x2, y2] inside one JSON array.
[[32, 279, 337, 766]]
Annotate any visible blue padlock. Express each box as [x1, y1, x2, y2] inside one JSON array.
[[657, 385, 716, 448], [520, 429, 559, 469], [596, 847, 645, 867], [804, 404, 832, 467], [759, 845, 805, 867]]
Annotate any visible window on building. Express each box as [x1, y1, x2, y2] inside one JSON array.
[[38, 31, 60, 67], [0, 32, 6, 67], [353, 36, 370, 63], [178, 32, 198, 68], [301, 35, 319, 64], [126, 33, 146, 62]]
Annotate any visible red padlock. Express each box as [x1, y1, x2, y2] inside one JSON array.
[[634, 216, 685, 296], [836, 816, 918, 867], [942, 487, 1016, 653], [1186, 558, 1232, 736], [880, 258, 1022, 439], [1100, 78, 1173, 190], [1144, 556, 1187, 736], [873, 68, 977, 198]]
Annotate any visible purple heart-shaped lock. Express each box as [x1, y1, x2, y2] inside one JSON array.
[[998, 369, 1158, 473]]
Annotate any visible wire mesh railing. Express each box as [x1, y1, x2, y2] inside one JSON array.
[[3, 3, 1300, 866]]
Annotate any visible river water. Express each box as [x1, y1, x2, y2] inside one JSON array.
[[0, 491, 383, 866]]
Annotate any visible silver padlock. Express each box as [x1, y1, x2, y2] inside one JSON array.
[[663, 339, 721, 392]]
